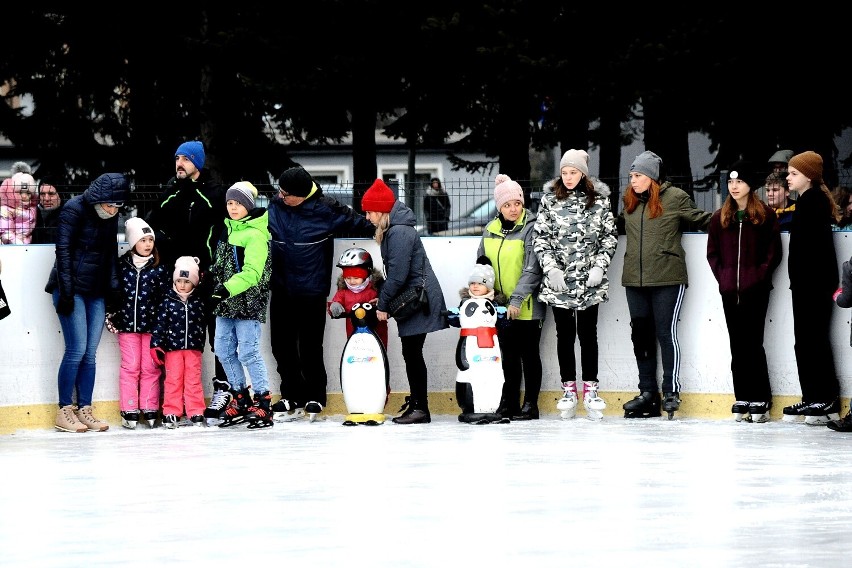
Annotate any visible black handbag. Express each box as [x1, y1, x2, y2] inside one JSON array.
[[388, 256, 429, 320]]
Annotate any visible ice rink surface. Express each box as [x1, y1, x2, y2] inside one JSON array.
[[2, 413, 852, 567]]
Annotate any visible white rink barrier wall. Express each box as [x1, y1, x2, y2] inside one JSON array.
[[3, 232, 852, 431]]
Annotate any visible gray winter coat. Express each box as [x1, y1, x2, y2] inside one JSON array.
[[376, 201, 448, 337]]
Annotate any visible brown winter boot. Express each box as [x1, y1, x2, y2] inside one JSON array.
[[75, 405, 109, 432], [55, 405, 88, 433]]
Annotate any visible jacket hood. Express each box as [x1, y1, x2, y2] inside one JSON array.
[[388, 200, 416, 227], [83, 173, 129, 205], [544, 177, 611, 199]]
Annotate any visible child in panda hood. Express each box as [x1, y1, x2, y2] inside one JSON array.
[[450, 258, 509, 424]]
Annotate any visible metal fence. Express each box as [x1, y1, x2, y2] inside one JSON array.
[[48, 169, 852, 240]]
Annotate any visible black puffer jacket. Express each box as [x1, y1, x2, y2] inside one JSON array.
[[45, 173, 128, 299]]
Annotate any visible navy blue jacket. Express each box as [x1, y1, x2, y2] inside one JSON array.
[[45, 173, 128, 299], [267, 191, 374, 297], [113, 252, 171, 333], [151, 288, 207, 352]]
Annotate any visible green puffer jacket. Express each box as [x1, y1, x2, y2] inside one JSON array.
[[212, 208, 272, 321], [620, 182, 711, 287], [478, 208, 545, 321]]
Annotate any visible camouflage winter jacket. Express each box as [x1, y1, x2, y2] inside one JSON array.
[[533, 178, 618, 309]]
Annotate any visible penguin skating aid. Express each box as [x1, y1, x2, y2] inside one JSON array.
[[338, 302, 390, 425]]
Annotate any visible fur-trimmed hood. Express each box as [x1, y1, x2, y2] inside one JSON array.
[[336, 267, 385, 292], [543, 177, 611, 199], [458, 287, 508, 306]]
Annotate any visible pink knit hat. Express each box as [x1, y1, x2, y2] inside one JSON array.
[[494, 174, 524, 209], [173, 256, 200, 286]]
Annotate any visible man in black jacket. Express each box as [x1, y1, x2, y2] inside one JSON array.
[[267, 166, 375, 420], [146, 140, 230, 421]]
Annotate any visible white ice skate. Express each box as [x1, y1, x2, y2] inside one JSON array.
[[583, 381, 606, 421], [556, 382, 578, 420]]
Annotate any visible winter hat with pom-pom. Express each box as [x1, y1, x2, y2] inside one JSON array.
[[494, 174, 524, 210]]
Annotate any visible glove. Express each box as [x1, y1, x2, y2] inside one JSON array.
[[211, 284, 230, 302], [548, 268, 568, 293], [150, 347, 165, 367], [329, 302, 345, 318], [105, 312, 121, 334], [587, 266, 604, 288], [56, 295, 75, 316]]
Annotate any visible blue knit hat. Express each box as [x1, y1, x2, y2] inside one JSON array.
[[175, 141, 206, 170]]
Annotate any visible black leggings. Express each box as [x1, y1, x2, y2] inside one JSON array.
[[400, 333, 428, 407], [499, 319, 543, 408], [552, 304, 599, 383]]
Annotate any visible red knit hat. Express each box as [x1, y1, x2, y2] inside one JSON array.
[[361, 179, 397, 213], [342, 267, 369, 280]]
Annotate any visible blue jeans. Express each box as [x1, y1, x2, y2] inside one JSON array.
[[53, 291, 106, 408], [214, 317, 268, 393]]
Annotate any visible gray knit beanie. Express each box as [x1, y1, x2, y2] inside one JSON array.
[[630, 151, 662, 182]]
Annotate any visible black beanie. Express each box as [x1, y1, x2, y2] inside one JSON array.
[[278, 166, 315, 197], [728, 159, 762, 192]]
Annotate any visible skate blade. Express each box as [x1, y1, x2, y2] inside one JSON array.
[[750, 414, 769, 423], [246, 420, 274, 429], [733, 413, 747, 422], [559, 410, 576, 420], [308, 413, 326, 422], [585, 411, 604, 421], [273, 409, 306, 423], [804, 414, 839, 425], [218, 417, 248, 428], [121, 421, 137, 430], [782, 414, 802, 422]]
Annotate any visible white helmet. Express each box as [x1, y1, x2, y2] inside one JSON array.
[[337, 247, 373, 272]]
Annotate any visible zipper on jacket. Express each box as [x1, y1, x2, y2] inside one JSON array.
[[183, 302, 189, 349], [736, 220, 742, 304], [639, 201, 646, 287]]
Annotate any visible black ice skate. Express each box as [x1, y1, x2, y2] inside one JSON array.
[[218, 388, 252, 428], [623, 391, 661, 419], [801, 399, 840, 426], [204, 379, 233, 423], [662, 392, 680, 420], [731, 401, 749, 422], [746, 402, 770, 423], [305, 401, 324, 422], [272, 398, 306, 422], [120, 410, 139, 430], [246, 392, 274, 429]]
